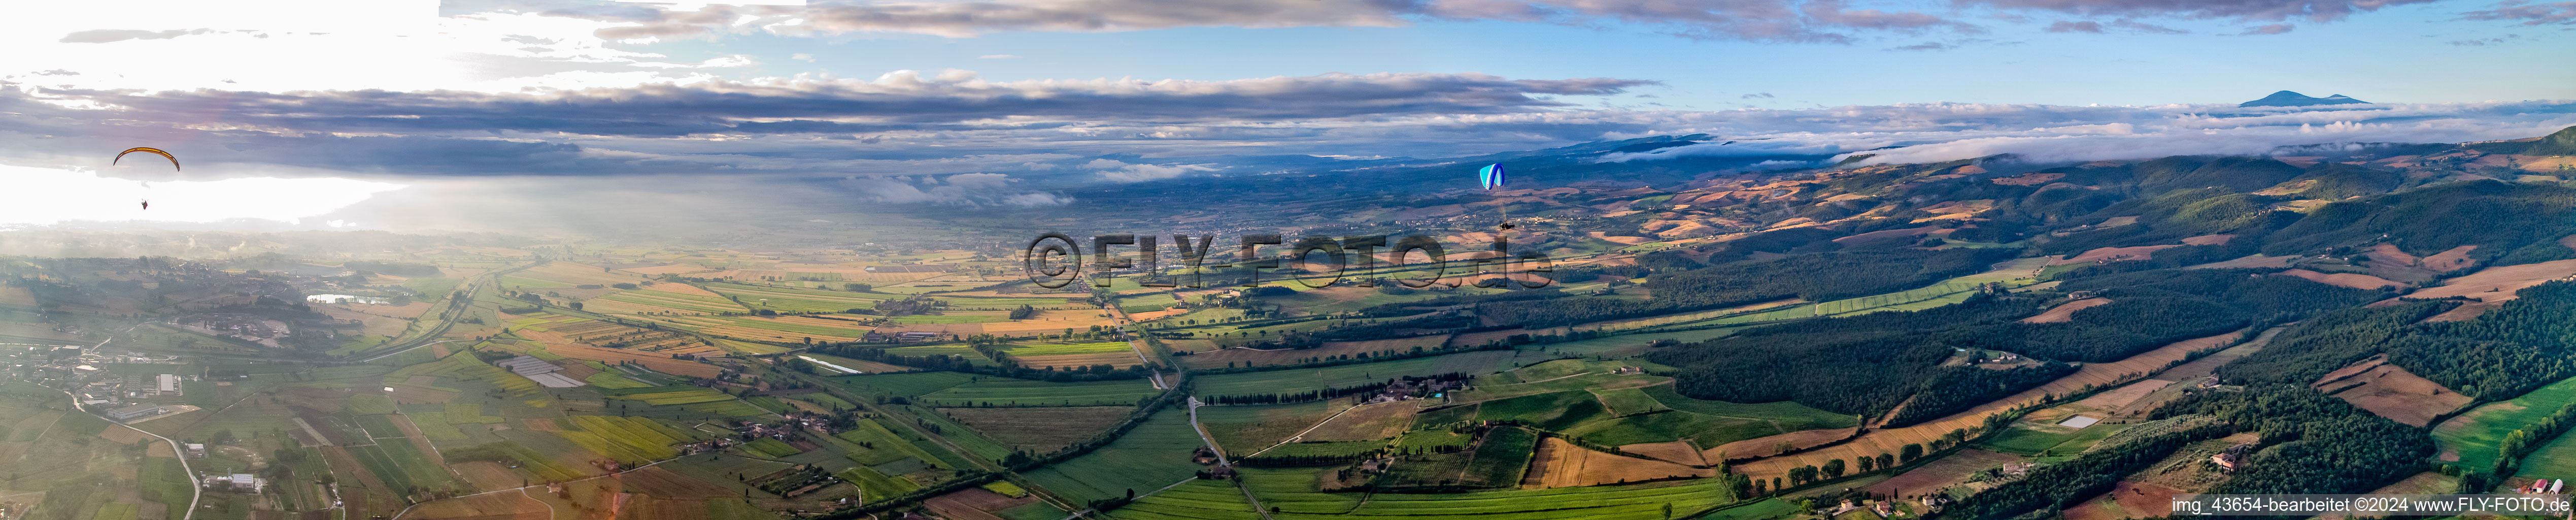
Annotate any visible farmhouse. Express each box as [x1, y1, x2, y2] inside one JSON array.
[[187, 443, 207, 458], [157, 373, 180, 394], [2212, 444, 2249, 472]]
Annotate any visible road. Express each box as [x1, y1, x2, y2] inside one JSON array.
[[55, 331, 202, 520], [1183, 397, 1275, 520], [342, 260, 540, 362], [57, 334, 201, 520]]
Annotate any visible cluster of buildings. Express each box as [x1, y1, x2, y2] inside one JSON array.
[[1363, 376, 1468, 404], [167, 313, 294, 348], [860, 331, 945, 343], [2524, 478, 2565, 494], [200, 473, 265, 493]]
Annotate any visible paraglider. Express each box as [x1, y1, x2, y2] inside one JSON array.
[[1478, 163, 1513, 229], [113, 147, 178, 209]]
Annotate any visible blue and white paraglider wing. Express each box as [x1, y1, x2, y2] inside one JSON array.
[[1478, 164, 1507, 190]]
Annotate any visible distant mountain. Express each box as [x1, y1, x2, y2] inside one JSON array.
[[2239, 90, 2369, 107]]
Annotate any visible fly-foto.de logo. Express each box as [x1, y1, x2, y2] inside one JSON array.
[[1020, 233, 1554, 290]]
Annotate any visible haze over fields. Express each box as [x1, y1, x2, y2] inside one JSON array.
[[1, 2, 2574, 520]]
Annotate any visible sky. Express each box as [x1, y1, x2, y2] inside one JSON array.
[[0, 0, 2570, 226]]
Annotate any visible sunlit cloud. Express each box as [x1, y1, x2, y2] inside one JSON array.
[[0, 165, 403, 225]]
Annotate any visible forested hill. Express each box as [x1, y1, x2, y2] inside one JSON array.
[[1646, 269, 2376, 425]]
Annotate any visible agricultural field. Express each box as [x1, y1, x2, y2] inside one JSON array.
[[1103, 479, 1263, 520], [1198, 399, 1349, 456], [1000, 341, 1139, 368], [587, 282, 749, 314], [979, 309, 1121, 337], [1523, 437, 1714, 488], [2436, 375, 2576, 473], [941, 406, 1132, 451], [702, 282, 903, 313], [498, 261, 651, 290], [919, 377, 1160, 407], [1019, 408, 1209, 503], [1193, 350, 1524, 397], [1239, 466, 1738, 519], [1179, 335, 1451, 369], [834, 371, 979, 396]]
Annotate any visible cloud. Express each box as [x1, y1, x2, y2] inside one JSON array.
[[836, 173, 1061, 205], [2240, 22, 2295, 34], [2047, 19, 2189, 34], [1888, 41, 1954, 50], [547, 0, 1972, 45], [1588, 100, 2576, 170], [18, 71, 1653, 143], [1001, 192, 1070, 206], [0, 164, 400, 225], [2045, 20, 2104, 31], [1958, 0, 2436, 23], [2461, 1, 2576, 25], [2449, 34, 2523, 45], [791, 53, 815, 61], [1079, 159, 1218, 182], [59, 28, 216, 44], [1742, 92, 1776, 99]]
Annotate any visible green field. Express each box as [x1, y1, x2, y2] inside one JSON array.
[[552, 415, 689, 465], [1193, 350, 1522, 397], [880, 345, 1000, 365], [1979, 426, 2079, 456], [1199, 400, 1342, 454], [1461, 427, 1538, 486], [1591, 388, 1670, 415], [1021, 408, 1208, 503], [1240, 466, 1738, 519], [1478, 391, 1606, 430], [920, 378, 1160, 407], [2437, 375, 2576, 474], [832, 371, 978, 397], [408, 412, 470, 441], [586, 372, 653, 389], [1563, 410, 1785, 449], [1643, 385, 1859, 430], [1105, 479, 1263, 520]]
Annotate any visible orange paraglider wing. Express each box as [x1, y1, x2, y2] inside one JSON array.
[[114, 147, 180, 171]]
